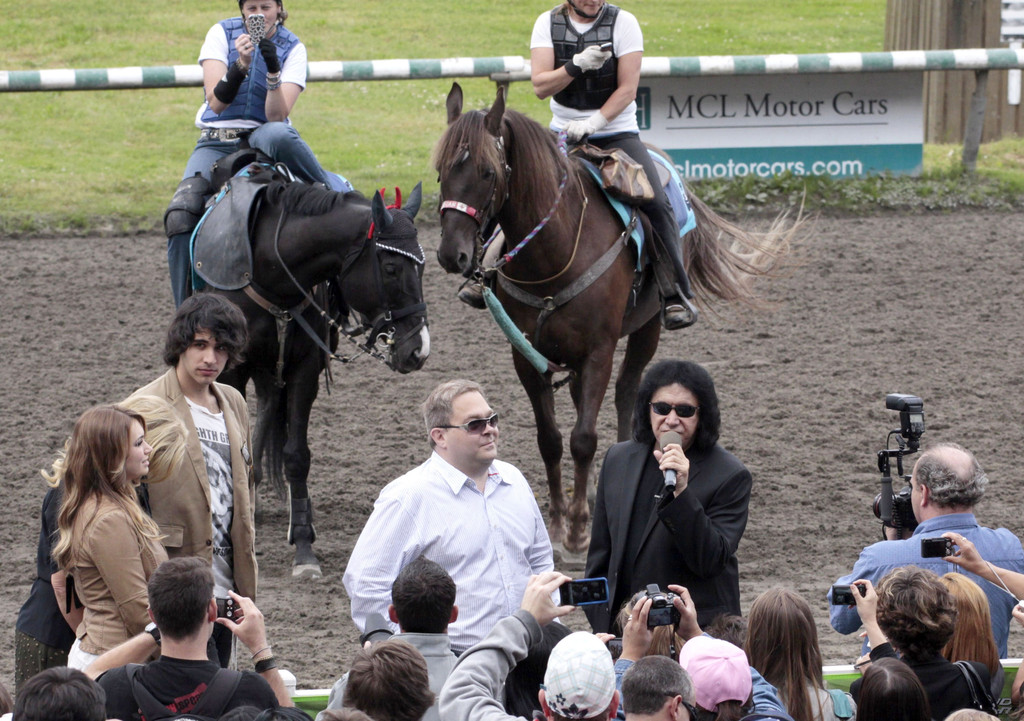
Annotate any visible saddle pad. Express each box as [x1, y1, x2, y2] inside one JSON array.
[[580, 149, 698, 271], [191, 177, 266, 291]]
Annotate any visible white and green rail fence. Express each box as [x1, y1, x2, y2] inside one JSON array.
[[4, 47, 1023, 176]]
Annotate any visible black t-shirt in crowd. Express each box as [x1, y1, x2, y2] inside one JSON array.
[[98, 656, 278, 721]]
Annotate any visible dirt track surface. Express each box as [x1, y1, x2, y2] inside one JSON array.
[[2, 211, 1024, 692]]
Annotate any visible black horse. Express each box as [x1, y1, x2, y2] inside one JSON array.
[[202, 168, 429, 578]]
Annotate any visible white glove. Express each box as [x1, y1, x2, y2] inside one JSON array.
[[572, 45, 613, 73], [563, 111, 609, 143]]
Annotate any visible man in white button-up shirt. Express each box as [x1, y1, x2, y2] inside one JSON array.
[[343, 379, 554, 653]]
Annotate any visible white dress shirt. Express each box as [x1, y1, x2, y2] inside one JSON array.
[[342, 451, 554, 652]]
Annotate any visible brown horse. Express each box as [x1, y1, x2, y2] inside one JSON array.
[[433, 82, 795, 554]]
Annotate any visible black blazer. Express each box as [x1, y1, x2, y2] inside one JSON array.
[[584, 440, 752, 632]]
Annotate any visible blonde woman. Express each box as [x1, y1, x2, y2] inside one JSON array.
[[50, 404, 174, 669], [940, 573, 1005, 701]]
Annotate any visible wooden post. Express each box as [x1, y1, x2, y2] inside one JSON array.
[[963, 69, 990, 171]]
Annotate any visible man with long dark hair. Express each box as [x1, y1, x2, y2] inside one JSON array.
[[130, 293, 255, 667], [584, 359, 752, 633]]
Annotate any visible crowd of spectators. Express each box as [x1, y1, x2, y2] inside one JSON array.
[[7, 300, 1024, 721]]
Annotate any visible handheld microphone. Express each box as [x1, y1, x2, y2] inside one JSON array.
[[659, 431, 682, 491]]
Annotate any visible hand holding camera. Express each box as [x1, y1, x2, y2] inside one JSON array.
[[521, 571, 575, 626]]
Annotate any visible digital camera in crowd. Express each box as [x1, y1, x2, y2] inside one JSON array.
[[871, 393, 925, 535], [643, 583, 681, 629]]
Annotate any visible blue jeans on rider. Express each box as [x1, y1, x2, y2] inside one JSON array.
[[167, 121, 352, 307]]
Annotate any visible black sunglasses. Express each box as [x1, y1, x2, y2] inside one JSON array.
[[436, 412, 499, 434], [650, 402, 699, 418]]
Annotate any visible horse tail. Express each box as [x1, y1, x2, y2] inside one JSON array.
[[684, 191, 803, 309], [254, 383, 289, 498]]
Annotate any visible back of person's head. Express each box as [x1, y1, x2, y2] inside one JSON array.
[[163, 292, 248, 368], [118, 394, 189, 485], [391, 556, 456, 633], [677, 636, 751, 721], [913, 443, 986, 508], [148, 557, 214, 640], [616, 592, 682, 659], [943, 711, 1000, 721], [344, 639, 433, 721], [250, 709, 314, 721], [218, 706, 263, 721], [542, 632, 617, 721], [504, 621, 573, 717], [13, 667, 106, 721], [0, 678, 11, 715], [318, 711, 377, 721], [876, 566, 956, 663], [622, 656, 695, 716], [856, 657, 930, 721], [704, 615, 747, 655], [631, 360, 720, 451], [745, 589, 824, 721], [940, 573, 1001, 677], [421, 379, 484, 448]]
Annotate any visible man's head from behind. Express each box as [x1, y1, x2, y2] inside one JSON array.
[[148, 557, 215, 641], [911, 443, 986, 519], [390, 555, 457, 634], [344, 639, 434, 721], [540, 632, 618, 721], [163, 292, 248, 369], [13, 667, 106, 721], [622, 656, 695, 720]]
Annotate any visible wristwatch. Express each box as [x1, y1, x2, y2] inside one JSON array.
[[145, 621, 161, 646]]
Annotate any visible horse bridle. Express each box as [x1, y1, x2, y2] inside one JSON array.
[[440, 127, 571, 272], [254, 204, 426, 375], [439, 132, 511, 249]]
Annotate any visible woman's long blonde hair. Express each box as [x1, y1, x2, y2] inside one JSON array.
[[940, 573, 1001, 678], [48, 404, 163, 571]]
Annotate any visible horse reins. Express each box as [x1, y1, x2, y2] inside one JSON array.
[[440, 130, 575, 277], [249, 201, 425, 375]]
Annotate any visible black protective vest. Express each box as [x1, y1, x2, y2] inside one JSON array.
[[551, 3, 620, 111]]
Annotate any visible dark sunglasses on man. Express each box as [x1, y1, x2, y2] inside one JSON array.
[[435, 412, 499, 434], [650, 402, 699, 418]]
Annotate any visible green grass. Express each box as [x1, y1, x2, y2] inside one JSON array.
[[3, 0, 1020, 235]]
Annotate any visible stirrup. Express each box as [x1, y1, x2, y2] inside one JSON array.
[[662, 296, 698, 330], [457, 278, 486, 310]]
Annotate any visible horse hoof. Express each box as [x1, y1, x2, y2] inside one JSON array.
[[548, 518, 566, 546], [293, 563, 323, 580], [556, 543, 587, 567], [564, 527, 591, 555]]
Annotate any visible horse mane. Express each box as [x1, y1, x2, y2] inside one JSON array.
[[433, 107, 573, 222], [263, 179, 354, 217], [501, 109, 574, 214]]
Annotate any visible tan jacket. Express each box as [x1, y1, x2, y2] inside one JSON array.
[[72, 496, 168, 655], [131, 368, 258, 599]]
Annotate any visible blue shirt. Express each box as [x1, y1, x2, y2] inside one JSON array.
[[828, 512, 1024, 657]]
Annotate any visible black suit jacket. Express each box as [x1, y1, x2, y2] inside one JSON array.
[[584, 440, 752, 632]]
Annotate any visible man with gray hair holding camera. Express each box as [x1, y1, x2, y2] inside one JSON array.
[[829, 442, 1024, 656]]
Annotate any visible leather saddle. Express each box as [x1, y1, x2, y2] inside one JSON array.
[[191, 150, 279, 291]]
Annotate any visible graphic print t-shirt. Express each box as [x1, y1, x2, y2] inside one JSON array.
[[187, 397, 235, 596]]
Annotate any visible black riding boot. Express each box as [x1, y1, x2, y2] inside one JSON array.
[[647, 205, 698, 330]]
